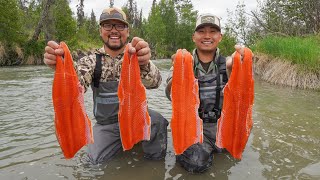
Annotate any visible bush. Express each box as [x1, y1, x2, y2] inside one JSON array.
[[254, 35, 320, 73]]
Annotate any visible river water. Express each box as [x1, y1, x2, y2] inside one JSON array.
[[0, 60, 319, 180]]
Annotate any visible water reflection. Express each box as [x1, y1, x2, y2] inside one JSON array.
[[0, 61, 319, 180]]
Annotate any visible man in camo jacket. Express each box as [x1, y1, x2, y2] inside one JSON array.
[[43, 7, 168, 164]]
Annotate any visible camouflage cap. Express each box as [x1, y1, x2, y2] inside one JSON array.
[[99, 7, 129, 25], [195, 13, 221, 31]]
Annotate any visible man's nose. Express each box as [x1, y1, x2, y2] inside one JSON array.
[[204, 31, 212, 38]]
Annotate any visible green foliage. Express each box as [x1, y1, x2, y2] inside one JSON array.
[[53, 0, 77, 42], [144, 0, 167, 58], [219, 32, 237, 57], [70, 24, 100, 51], [5, 0, 318, 69], [122, 1, 144, 38], [144, 0, 197, 58], [76, 0, 85, 28], [160, 0, 177, 54], [0, 0, 24, 44], [174, 0, 197, 52], [254, 35, 320, 72], [23, 0, 42, 31], [88, 10, 99, 40], [225, 1, 251, 46], [256, 0, 319, 36], [23, 40, 46, 57]]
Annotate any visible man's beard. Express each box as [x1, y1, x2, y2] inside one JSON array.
[[101, 36, 125, 51]]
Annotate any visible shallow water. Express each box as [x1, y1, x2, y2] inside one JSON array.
[[0, 60, 319, 180]]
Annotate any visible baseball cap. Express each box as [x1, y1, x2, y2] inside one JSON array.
[[99, 7, 129, 26], [195, 13, 221, 31]]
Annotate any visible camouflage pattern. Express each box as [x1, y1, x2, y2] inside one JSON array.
[[99, 7, 129, 25], [74, 46, 162, 92]]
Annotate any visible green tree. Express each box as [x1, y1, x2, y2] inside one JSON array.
[[0, 0, 24, 44], [160, 0, 178, 55], [30, 0, 55, 42], [88, 9, 99, 40], [253, 0, 320, 36], [144, 0, 197, 58], [225, 1, 251, 46], [175, 0, 197, 51], [219, 30, 237, 56], [144, 0, 172, 58], [125, 0, 134, 25], [122, 0, 143, 38], [52, 0, 77, 42], [77, 0, 85, 28]]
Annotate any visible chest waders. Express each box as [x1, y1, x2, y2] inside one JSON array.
[[87, 54, 168, 165], [175, 52, 228, 173], [91, 54, 119, 125], [196, 56, 228, 123]]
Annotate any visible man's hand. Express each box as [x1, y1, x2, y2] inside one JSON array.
[[226, 44, 248, 76], [128, 37, 151, 66], [43, 41, 64, 69], [233, 44, 245, 57]]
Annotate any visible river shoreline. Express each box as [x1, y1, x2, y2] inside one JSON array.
[[254, 53, 320, 90]]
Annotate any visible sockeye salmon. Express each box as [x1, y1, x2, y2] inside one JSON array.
[[216, 47, 254, 159], [52, 42, 93, 159], [118, 45, 151, 150], [171, 49, 203, 155]]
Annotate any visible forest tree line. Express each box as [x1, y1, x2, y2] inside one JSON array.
[[0, 0, 319, 66]]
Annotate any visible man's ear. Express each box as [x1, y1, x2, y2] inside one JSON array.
[[192, 33, 195, 42]]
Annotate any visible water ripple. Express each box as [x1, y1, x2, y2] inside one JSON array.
[[0, 65, 319, 179]]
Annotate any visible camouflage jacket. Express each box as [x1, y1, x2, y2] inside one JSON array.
[[74, 46, 162, 92]]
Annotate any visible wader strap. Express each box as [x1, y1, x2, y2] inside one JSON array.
[[93, 54, 102, 88], [214, 56, 221, 116], [202, 113, 218, 123]]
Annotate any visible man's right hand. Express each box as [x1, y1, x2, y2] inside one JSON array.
[[43, 41, 65, 69]]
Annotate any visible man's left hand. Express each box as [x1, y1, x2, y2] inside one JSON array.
[[232, 44, 245, 60], [128, 37, 151, 66], [226, 45, 252, 76]]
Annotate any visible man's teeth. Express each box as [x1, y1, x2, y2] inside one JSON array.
[[202, 41, 212, 44]]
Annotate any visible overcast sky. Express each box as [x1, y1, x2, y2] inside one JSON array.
[[70, 0, 259, 27]]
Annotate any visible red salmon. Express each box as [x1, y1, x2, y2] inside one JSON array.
[[118, 45, 151, 150], [171, 49, 203, 155], [216, 48, 254, 159], [52, 42, 93, 159]]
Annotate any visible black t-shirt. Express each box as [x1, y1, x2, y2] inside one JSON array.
[[199, 60, 211, 72]]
